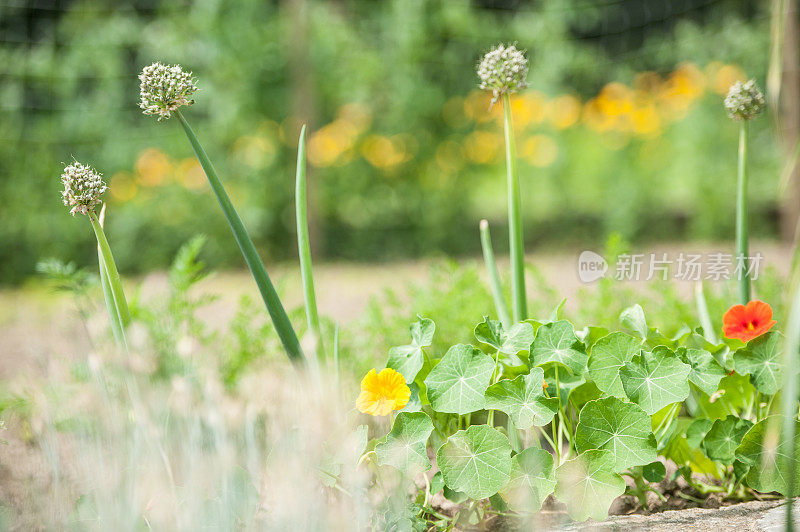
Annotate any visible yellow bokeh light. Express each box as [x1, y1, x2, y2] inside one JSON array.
[[135, 148, 172, 187], [522, 134, 558, 167], [711, 63, 746, 95], [109, 171, 137, 202], [463, 130, 501, 164], [547, 94, 581, 129], [176, 158, 206, 190], [361, 135, 408, 169]]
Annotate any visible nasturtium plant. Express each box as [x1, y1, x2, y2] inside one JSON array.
[[701, 415, 753, 464], [499, 447, 556, 511], [587, 332, 641, 398], [554, 449, 626, 522], [424, 344, 494, 414], [386, 316, 435, 383], [619, 346, 691, 415], [375, 412, 434, 477], [474, 318, 534, 356], [736, 417, 800, 495], [733, 332, 784, 395], [484, 368, 558, 428], [530, 320, 588, 375], [620, 304, 649, 339], [677, 347, 726, 396], [575, 396, 657, 472], [436, 425, 512, 500]]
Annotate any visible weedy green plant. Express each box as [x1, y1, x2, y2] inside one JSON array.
[[138, 62, 304, 365], [355, 296, 799, 527]]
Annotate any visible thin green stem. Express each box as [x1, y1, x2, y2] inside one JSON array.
[[88, 212, 131, 347], [295, 125, 325, 361], [99, 250, 125, 346], [502, 93, 526, 322], [175, 110, 304, 365], [479, 220, 511, 329], [487, 349, 501, 427], [736, 120, 751, 304], [694, 281, 718, 344], [780, 277, 800, 530]]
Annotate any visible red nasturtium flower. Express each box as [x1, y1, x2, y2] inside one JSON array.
[[722, 300, 776, 343]]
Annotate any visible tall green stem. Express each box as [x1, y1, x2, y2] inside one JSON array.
[[502, 93, 527, 322], [694, 281, 718, 344], [175, 110, 304, 365], [97, 204, 125, 347], [295, 125, 325, 361], [780, 278, 800, 530], [88, 211, 131, 338], [736, 120, 751, 304], [479, 219, 511, 329]]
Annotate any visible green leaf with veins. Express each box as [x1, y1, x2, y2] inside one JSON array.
[[474, 318, 534, 356], [436, 425, 512, 500], [736, 417, 800, 496], [424, 344, 494, 414], [685, 418, 713, 449], [643, 461, 666, 482], [701, 415, 753, 464], [620, 304, 648, 339], [398, 382, 421, 413], [554, 449, 626, 522], [619, 346, 691, 415], [588, 332, 641, 398], [386, 316, 435, 383], [576, 326, 611, 350], [663, 419, 719, 475], [575, 396, 657, 472], [733, 332, 784, 396], [484, 368, 558, 428], [530, 320, 588, 375], [678, 347, 726, 396], [499, 447, 556, 511], [375, 412, 434, 477]]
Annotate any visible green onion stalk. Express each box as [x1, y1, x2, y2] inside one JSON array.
[[60, 161, 130, 350], [138, 62, 304, 365], [478, 44, 530, 322], [780, 277, 800, 530], [479, 219, 511, 329], [295, 125, 325, 362], [724, 79, 765, 305]]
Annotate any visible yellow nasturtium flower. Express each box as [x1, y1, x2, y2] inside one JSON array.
[[356, 368, 411, 417]]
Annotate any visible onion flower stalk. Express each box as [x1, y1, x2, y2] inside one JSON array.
[[724, 79, 765, 304], [138, 62, 304, 365], [477, 44, 529, 322]]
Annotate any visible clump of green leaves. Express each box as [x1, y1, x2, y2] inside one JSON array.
[[357, 302, 799, 526]]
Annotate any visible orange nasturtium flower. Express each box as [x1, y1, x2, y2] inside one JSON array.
[[722, 300, 777, 343], [356, 368, 411, 417]]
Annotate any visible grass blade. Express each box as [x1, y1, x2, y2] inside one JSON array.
[[502, 93, 527, 322], [97, 205, 125, 347], [295, 125, 325, 361], [694, 281, 718, 345], [781, 278, 800, 530], [175, 110, 304, 365], [479, 219, 511, 329]]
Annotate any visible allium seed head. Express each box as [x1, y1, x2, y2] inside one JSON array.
[[60, 161, 107, 216], [138, 62, 198, 120], [724, 79, 765, 121], [477, 43, 529, 103]]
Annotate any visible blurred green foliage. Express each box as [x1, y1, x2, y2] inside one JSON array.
[[0, 0, 777, 283]]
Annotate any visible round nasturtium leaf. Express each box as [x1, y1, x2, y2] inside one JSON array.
[[375, 411, 434, 477], [619, 346, 691, 415], [484, 368, 558, 429], [436, 425, 513, 500], [587, 332, 641, 398], [575, 396, 657, 472], [554, 449, 626, 522], [678, 347, 726, 397], [643, 461, 666, 483], [424, 344, 494, 414], [701, 415, 753, 464], [736, 417, 800, 496], [386, 317, 435, 383], [499, 447, 556, 512], [685, 418, 714, 449], [530, 320, 588, 375], [474, 318, 534, 356], [733, 332, 784, 396]]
